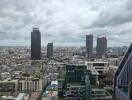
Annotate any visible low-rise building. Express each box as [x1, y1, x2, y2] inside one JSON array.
[[1, 72, 10, 80], [18, 78, 43, 92], [86, 61, 109, 75], [0, 80, 18, 92]]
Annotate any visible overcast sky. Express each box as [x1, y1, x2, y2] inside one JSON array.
[[0, 0, 132, 47]]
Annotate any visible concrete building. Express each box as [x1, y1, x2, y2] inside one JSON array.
[[31, 28, 41, 60], [1, 72, 10, 80], [86, 35, 93, 60], [16, 93, 29, 100], [97, 37, 107, 58], [0, 80, 18, 92], [47, 43, 53, 58], [85, 61, 109, 75], [18, 78, 43, 92]]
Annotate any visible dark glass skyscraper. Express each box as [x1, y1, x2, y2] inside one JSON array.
[[47, 43, 53, 58], [86, 35, 93, 60], [114, 43, 132, 100], [31, 28, 41, 60], [129, 81, 132, 100], [96, 37, 107, 58]]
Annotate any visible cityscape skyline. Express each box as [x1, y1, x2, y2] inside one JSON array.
[[0, 0, 132, 100], [0, 0, 132, 47]]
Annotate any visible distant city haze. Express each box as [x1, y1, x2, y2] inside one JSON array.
[[0, 0, 131, 47]]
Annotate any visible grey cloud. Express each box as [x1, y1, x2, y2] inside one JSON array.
[[90, 0, 132, 28], [0, 0, 131, 46], [91, 11, 132, 28]]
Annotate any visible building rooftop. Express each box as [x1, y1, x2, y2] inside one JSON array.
[[0, 79, 18, 83], [42, 81, 58, 99], [16, 93, 28, 100], [86, 61, 109, 63]]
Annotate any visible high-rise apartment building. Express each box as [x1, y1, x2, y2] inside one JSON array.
[[97, 37, 107, 58], [86, 35, 93, 60], [31, 28, 41, 60], [47, 43, 53, 58]]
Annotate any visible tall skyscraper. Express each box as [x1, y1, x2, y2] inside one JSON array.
[[86, 35, 93, 59], [96, 37, 107, 58], [114, 43, 132, 100], [129, 80, 132, 100], [31, 28, 41, 60], [47, 43, 53, 58]]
